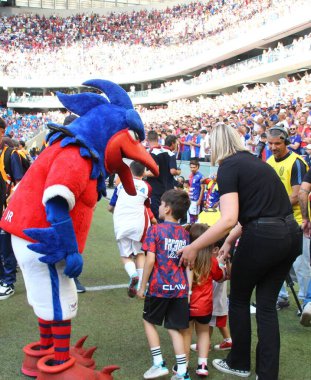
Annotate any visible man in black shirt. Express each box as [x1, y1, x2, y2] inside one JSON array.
[[145, 131, 180, 221], [164, 135, 181, 190]]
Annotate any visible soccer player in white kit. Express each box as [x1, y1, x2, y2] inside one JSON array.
[[108, 161, 156, 297]]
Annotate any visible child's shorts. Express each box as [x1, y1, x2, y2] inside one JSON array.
[[189, 314, 212, 325], [210, 315, 227, 328], [117, 237, 142, 258], [143, 296, 189, 330]]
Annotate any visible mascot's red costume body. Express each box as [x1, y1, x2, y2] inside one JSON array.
[[0, 80, 158, 379]]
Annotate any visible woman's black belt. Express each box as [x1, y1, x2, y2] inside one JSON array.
[[248, 214, 294, 225]]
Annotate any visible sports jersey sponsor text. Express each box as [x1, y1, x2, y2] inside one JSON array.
[[163, 284, 186, 291], [165, 238, 187, 259]]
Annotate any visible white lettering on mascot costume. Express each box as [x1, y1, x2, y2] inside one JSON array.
[[0, 80, 159, 380]]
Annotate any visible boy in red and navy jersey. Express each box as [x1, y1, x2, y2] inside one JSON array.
[[137, 189, 191, 380]]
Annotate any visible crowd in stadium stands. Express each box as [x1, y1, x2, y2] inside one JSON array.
[[7, 31, 311, 105], [2, 72, 311, 161], [0, 0, 307, 80], [131, 33, 311, 96], [139, 71, 311, 161], [0, 107, 64, 141], [138, 71, 311, 127]]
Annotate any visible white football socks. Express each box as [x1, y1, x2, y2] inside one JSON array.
[[124, 261, 137, 278]]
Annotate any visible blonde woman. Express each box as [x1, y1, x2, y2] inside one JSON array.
[[178, 123, 302, 379]]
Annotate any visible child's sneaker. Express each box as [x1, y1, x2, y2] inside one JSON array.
[[144, 361, 169, 379], [190, 343, 211, 352], [214, 340, 232, 351], [0, 282, 15, 300], [190, 343, 198, 352], [127, 275, 139, 298], [172, 364, 189, 375], [196, 363, 209, 377], [171, 372, 191, 380]]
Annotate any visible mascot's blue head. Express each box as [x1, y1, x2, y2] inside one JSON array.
[[47, 79, 158, 198]]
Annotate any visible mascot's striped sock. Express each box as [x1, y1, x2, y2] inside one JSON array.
[[38, 318, 53, 350], [52, 320, 72, 364]]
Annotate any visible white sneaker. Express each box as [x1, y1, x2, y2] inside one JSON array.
[[144, 361, 169, 379], [212, 359, 251, 378], [0, 282, 15, 300], [190, 343, 198, 352], [300, 302, 311, 327]]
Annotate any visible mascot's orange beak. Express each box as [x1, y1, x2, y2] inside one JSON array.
[[105, 130, 159, 195]]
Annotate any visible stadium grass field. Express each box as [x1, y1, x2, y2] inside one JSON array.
[[0, 199, 310, 380]]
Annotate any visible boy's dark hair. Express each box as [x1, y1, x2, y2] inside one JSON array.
[[165, 134, 177, 147], [19, 140, 26, 147], [161, 189, 190, 220], [130, 161, 145, 177], [190, 158, 200, 167], [147, 130, 159, 142]]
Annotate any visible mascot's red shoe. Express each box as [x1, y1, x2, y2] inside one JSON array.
[[36, 355, 119, 380], [70, 336, 97, 369], [22, 342, 54, 377], [71, 335, 90, 355], [22, 339, 97, 377]]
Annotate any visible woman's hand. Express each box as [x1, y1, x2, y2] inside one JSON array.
[[218, 240, 232, 261], [178, 244, 199, 269]]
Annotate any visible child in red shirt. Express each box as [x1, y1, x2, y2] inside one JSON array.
[[181, 224, 227, 377]]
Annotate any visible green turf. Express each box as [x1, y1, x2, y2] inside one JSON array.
[[0, 200, 310, 380]]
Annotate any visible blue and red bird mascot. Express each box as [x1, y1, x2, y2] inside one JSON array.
[[0, 80, 159, 379]]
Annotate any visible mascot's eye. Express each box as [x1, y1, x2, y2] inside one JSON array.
[[128, 130, 139, 141]]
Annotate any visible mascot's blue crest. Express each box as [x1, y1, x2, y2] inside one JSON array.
[[46, 80, 145, 199]]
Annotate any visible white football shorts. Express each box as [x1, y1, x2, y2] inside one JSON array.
[[11, 235, 78, 321]]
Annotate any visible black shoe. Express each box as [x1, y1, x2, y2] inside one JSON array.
[[276, 298, 289, 310], [74, 278, 86, 293]]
